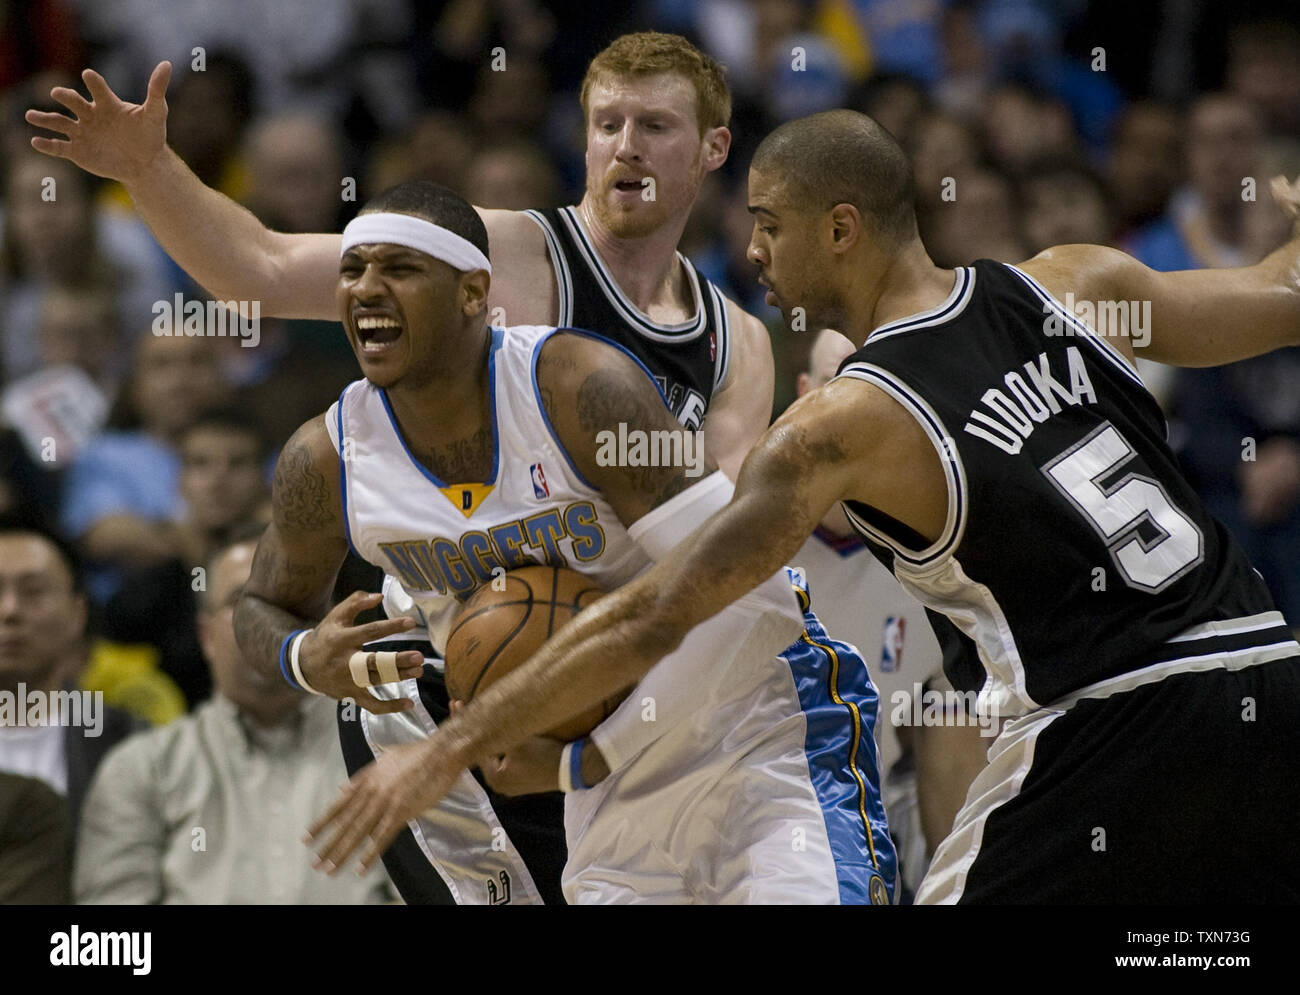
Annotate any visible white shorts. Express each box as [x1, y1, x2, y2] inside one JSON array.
[[562, 599, 896, 905]]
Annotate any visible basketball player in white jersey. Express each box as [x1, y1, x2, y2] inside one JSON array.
[[312, 113, 1300, 903], [241, 182, 895, 904]]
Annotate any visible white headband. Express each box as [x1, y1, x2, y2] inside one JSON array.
[[340, 212, 491, 274]]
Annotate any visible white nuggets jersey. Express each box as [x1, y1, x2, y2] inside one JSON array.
[[325, 324, 652, 653]]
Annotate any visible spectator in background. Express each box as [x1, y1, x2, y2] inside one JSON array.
[[60, 331, 229, 604], [463, 141, 561, 211], [104, 408, 271, 708], [1167, 144, 1300, 630], [979, 84, 1078, 176], [1017, 156, 1113, 255], [908, 111, 982, 214], [1126, 93, 1264, 272], [1, 150, 173, 383], [242, 112, 349, 235], [0, 520, 142, 837], [164, 50, 256, 197], [923, 167, 1027, 267], [362, 110, 477, 201], [1225, 18, 1300, 140], [851, 73, 928, 150], [1106, 100, 1184, 239], [0, 770, 71, 903], [76, 532, 394, 904]]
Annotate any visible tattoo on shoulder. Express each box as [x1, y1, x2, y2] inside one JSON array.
[[274, 437, 335, 532]]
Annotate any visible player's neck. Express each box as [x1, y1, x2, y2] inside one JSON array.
[[851, 240, 954, 346], [385, 336, 492, 453], [576, 197, 691, 315]]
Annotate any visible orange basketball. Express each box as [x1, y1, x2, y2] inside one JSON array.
[[444, 565, 625, 741]]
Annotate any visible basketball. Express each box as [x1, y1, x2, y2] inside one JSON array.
[[444, 565, 624, 741]]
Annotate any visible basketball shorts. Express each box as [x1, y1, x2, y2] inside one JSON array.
[[337, 647, 567, 905], [917, 634, 1300, 904], [562, 574, 897, 904]]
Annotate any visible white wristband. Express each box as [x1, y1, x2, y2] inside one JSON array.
[[558, 741, 578, 793], [290, 631, 323, 695]]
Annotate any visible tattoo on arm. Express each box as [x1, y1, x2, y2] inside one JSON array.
[[274, 437, 334, 533]]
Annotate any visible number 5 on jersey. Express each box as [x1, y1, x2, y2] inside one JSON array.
[[1042, 422, 1204, 593]]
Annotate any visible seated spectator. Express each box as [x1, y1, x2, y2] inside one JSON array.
[[103, 408, 271, 707], [59, 331, 229, 604], [242, 112, 349, 234], [922, 167, 1027, 267], [463, 141, 561, 211], [0, 770, 71, 904], [1126, 93, 1264, 272], [1105, 100, 1184, 238], [75, 532, 395, 904], [1, 150, 175, 383], [1017, 156, 1113, 255], [0, 519, 143, 837]]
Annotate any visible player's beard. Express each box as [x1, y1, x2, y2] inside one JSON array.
[[587, 174, 695, 241]]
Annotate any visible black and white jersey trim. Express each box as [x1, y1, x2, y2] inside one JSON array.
[[866, 267, 975, 344], [523, 209, 574, 328], [1006, 264, 1147, 392], [555, 206, 707, 341], [707, 283, 732, 391], [833, 361, 968, 568]]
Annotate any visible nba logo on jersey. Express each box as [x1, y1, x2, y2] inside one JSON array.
[[881, 616, 905, 672], [709, 332, 716, 362], [530, 462, 549, 499]]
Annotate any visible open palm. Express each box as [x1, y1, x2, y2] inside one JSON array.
[[25, 61, 172, 182]]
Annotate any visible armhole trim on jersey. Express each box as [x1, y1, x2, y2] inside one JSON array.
[[332, 384, 360, 558], [833, 362, 968, 569], [557, 206, 706, 342], [523, 209, 573, 328], [866, 266, 975, 344], [528, 327, 673, 491], [709, 283, 732, 392], [1004, 264, 1147, 391]]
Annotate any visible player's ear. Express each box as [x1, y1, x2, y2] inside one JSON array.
[[460, 269, 490, 317], [828, 203, 861, 254], [702, 126, 731, 172]]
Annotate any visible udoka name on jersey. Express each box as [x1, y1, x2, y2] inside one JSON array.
[[326, 324, 652, 654], [835, 260, 1296, 718]]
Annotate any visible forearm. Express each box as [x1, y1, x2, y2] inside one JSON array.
[[234, 592, 320, 687], [124, 147, 339, 318]]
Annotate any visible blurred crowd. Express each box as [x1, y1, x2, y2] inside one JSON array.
[[0, 0, 1297, 903]]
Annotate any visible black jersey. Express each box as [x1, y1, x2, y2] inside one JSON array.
[[835, 259, 1293, 712], [524, 206, 732, 430]]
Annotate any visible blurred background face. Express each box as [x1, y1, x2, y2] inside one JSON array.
[[37, 288, 120, 381], [245, 114, 344, 233], [131, 334, 228, 440], [198, 540, 300, 712], [1188, 96, 1264, 211], [909, 114, 979, 211], [584, 72, 717, 239], [1020, 172, 1112, 253], [926, 169, 1025, 266], [463, 145, 559, 210], [180, 427, 267, 532], [0, 534, 86, 691], [5, 156, 91, 278], [1107, 104, 1183, 228], [796, 328, 856, 396]]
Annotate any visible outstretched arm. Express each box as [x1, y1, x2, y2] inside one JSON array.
[[1022, 175, 1300, 368], [27, 63, 342, 318]]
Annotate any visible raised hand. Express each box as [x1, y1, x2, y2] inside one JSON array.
[[25, 61, 173, 182]]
